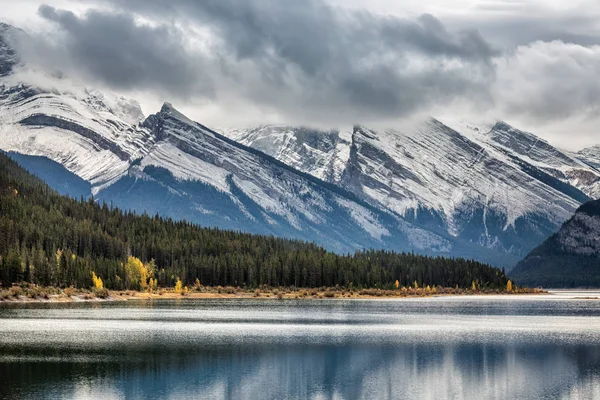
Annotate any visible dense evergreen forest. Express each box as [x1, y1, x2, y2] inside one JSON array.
[[0, 153, 509, 290]]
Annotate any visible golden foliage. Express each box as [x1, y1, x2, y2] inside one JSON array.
[[395, 280, 400, 289], [124, 256, 155, 290], [148, 278, 158, 293], [506, 280, 513, 292], [174, 277, 183, 294], [91, 271, 104, 289]]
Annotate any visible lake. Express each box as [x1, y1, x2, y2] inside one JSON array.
[[1, 291, 600, 399]]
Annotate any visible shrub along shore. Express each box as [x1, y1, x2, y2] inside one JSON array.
[[0, 281, 543, 303]]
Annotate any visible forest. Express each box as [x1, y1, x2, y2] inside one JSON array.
[[0, 153, 510, 291]]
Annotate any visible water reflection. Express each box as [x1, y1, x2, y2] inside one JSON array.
[[0, 296, 599, 400]]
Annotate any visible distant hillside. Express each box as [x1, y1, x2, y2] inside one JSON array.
[[511, 200, 600, 287], [0, 152, 509, 290]]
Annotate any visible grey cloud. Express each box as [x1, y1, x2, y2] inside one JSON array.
[[30, 5, 213, 98], [446, 9, 600, 48], [20, 0, 499, 123], [494, 40, 600, 121]]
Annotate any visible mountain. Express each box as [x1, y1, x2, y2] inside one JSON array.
[[578, 145, 600, 171], [223, 120, 600, 263], [510, 200, 600, 287], [0, 81, 457, 257]]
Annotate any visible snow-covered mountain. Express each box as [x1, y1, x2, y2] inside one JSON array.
[[221, 120, 600, 261], [223, 126, 352, 183], [578, 145, 600, 171], [0, 83, 457, 258], [451, 120, 600, 199]]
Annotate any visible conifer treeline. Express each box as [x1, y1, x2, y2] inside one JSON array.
[[0, 153, 509, 290]]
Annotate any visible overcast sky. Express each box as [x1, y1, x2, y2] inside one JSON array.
[[2, 0, 600, 150]]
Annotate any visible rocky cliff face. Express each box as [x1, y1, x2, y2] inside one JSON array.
[[511, 200, 600, 287]]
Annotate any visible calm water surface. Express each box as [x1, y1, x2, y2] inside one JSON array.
[[1, 291, 600, 399]]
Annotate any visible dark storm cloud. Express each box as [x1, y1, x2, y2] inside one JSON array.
[[23, 1, 499, 121], [33, 5, 213, 97]]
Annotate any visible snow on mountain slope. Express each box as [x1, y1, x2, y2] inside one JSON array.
[[129, 103, 457, 255], [450, 120, 600, 199], [223, 119, 600, 259], [0, 73, 153, 191], [0, 83, 456, 255], [223, 126, 352, 183], [345, 121, 584, 254], [577, 145, 600, 170]]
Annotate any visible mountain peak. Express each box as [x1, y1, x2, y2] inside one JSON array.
[[159, 102, 197, 126], [160, 102, 175, 113], [579, 144, 600, 156], [0, 22, 15, 32], [352, 125, 377, 140]]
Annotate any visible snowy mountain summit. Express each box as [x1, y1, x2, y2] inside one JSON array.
[[1, 23, 599, 268]]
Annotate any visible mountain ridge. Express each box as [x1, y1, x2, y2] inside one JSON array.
[[510, 199, 600, 287], [223, 119, 599, 263]]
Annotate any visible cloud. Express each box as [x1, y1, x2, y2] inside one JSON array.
[[6, 0, 600, 144], [25, 5, 214, 98], [14, 1, 499, 124]]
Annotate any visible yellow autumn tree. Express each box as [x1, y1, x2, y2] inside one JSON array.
[[148, 278, 158, 293], [506, 280, 513, 292], [413, 281, 419, 289], [91, 271, 104, 289], [124, 256, 155, 291], [395, 280, 400, 289], [174, 277, 183, 294], [471, 281, 477, 291]]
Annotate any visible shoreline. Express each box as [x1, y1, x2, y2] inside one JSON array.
[[0, 286, 548, 304]]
